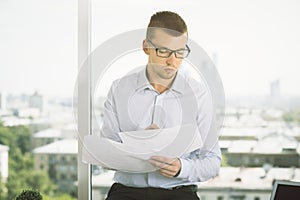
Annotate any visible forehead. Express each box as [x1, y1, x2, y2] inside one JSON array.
[[151, 29, 188, 49]]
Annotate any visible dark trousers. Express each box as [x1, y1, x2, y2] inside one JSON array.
[[105, 183, 200, 200]]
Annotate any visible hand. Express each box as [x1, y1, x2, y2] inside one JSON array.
[[149, 156, 181, 178], [145, 124, 159, 130]]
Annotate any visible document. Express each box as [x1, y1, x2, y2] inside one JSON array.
[[82, 123, 202, 173]]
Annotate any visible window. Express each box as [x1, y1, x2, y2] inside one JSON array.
[[1, 1, 77, 199], [61, 156, 66, 163], [77, 1, 300, 199], [59, 165, 68, 172], [70, 165, 77, 172], [60, 174, 67, 180]]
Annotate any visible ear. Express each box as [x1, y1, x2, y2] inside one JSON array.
[[143, 40, 150, 55]]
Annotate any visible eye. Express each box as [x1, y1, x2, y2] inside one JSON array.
[[157, 48, 170, 54], [176, 50, 185, 55]]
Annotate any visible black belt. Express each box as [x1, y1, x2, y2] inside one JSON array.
[[115, 183, 197, 193], [171, 185, 198, 192]]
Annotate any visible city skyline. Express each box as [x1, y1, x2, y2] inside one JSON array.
[[0, 0, 300, 98]]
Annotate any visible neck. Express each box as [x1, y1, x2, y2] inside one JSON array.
[[146, 67, 175, 94], [151, 83, 169, 94]]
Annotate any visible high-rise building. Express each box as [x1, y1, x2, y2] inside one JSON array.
[[270, 79, 280, 98], [29, 91, 44, 112], [0, 92, 7, 111]]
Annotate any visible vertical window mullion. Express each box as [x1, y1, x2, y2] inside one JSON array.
[[78, 0, 92, 199]]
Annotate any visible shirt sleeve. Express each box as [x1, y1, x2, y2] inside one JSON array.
[[176, 80, 222, 182], [100, 80, 122, 142]]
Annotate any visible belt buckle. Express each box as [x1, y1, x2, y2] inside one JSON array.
[[172, 185, 197, 192], [172, 185, 183, 190]]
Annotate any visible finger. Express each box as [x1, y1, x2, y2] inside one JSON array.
[[149, 159, 178, 174], [159, 171, 174, 178], [150, 156, 176, 165], [149, 159, 171, 169], [159, 168, 177, 177]]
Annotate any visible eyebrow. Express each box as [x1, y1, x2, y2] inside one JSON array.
[[148, 39, 186, 51]]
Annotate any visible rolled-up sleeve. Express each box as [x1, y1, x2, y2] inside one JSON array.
[[177, 80, 222, 182]]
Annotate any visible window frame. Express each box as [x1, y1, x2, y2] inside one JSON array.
[[78, 0, 92, 199]]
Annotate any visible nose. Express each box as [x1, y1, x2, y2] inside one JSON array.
[[166, 52, 177, 65]]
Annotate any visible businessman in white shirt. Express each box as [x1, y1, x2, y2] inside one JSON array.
[[101, 11, 221, 200]]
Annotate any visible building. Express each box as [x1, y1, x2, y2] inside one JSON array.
[[29, 91, 44, 112], [91, 167, 300, 200], [270, 79, 280, 98], [32, 138, 77, 195], [0, 144, 9, 182], [0, 92, 7, 111], [220, 131, 300, 167], [197, 167, 300, 200], [32, 127, 76, 149]]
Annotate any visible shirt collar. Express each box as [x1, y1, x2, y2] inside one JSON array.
[[136, 67, 185, 94], [170, 72, 185, 94], [136, 67, 153, 92]]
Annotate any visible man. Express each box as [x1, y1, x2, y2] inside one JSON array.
[[101, 11, 221, 200]]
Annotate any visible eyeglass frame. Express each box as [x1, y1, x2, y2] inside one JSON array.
[[146, 38, 191, 59]]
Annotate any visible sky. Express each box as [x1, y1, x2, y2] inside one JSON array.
[[0, 0, 300, 98]]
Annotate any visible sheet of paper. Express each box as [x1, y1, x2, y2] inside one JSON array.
[[82, 136, 156, 172], [82, 123, 203, 173], [119, 125, 181, 151]]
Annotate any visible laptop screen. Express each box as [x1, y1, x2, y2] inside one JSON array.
[[271, 180, 300, 200]]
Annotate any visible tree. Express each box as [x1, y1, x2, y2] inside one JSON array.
[[0, 174, 7, 199], [6, 167, 57, 199], [8, 125, 32, 154], [43, 194, 76, 200], [0, 123, 76, 199], [283, 110, 300, 124], [0, 125, 15, 146], [15, 189, 42, 200]]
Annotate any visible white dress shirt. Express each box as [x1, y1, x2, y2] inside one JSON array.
[[100, 67, 221, 188]]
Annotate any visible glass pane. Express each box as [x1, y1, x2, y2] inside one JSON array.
[[90, 1, 300, 200], [0, 0, 77, 199]]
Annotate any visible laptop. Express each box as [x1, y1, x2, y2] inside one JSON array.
[[270, 180, 300, 200]]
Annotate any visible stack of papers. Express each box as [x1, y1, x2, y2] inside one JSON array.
[[82, 123, 202, 173]]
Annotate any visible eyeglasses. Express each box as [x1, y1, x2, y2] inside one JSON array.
[[147, 39, 190, 59]]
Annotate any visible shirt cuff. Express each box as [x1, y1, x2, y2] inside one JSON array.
[[176, 158, 191, 179]]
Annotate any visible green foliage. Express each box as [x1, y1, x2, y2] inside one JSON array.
[[6, 171, 54, 199], [9, 151, 33, 172], [221, 154, 228, 167], [8, 125, 32, 154], [43, 194, 77, 200], [0, 123, 75, 199], [23, 171, 56, 195], [283, 110, 300, 124], [0, 174, 7, 199], [15, 189, 42, 200], [0, 125, 15, 146]]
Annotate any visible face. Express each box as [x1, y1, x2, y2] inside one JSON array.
[[143, 29, 188, 84]]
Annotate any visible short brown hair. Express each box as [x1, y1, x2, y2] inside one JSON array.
[[146, 11, 188, 40]]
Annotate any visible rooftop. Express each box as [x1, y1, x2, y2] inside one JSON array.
[[32, 138, 77, 154], [33, 128, 62, 138], [91, 167, 300, 190]]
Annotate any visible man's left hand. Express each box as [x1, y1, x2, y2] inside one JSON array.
[[149, 156, 181, 178]]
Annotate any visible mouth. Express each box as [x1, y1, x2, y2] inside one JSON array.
[[164, 68, 175, 74]]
